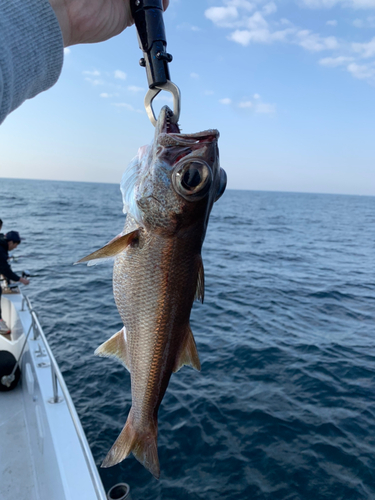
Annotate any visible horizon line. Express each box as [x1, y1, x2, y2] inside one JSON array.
[[0, 176, 374, 199]]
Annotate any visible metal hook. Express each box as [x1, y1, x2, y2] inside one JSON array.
[[144, 81, 181, 127]]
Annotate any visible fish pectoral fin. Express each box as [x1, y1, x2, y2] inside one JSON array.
[[194, 256, 205, 303], [173, 325, 201, 373], [74, 229, 139, 264], [94, 328, 130, 372], [101, 408, 160, 479]]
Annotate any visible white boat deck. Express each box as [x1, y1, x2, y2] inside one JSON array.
[[0, 383, 38, 500], [0, 291, 108, 500]]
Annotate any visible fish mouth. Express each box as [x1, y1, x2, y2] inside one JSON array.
[[159, 106, 180, 134], [157, 106, 219, 143]]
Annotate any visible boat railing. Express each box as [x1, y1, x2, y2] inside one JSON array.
[[19, 292, 108, 500]]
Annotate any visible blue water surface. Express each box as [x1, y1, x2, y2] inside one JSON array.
[[0, 178, 374, 499]]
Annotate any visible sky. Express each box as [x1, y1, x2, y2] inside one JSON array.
[[1, 0, 375, 195]]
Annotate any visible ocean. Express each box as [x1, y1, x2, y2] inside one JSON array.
[[0, 177, 374, 499]]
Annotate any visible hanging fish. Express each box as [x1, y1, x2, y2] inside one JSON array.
[[77, 106, 227, 478]]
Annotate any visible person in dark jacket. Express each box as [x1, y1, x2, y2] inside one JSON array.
[[0, 231, 29, 334]]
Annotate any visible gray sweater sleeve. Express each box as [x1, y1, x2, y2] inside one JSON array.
[[0, 0, 64, 125]]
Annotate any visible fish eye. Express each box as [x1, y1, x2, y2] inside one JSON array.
[[215, 168, 227, 202], [172, 160, 212, 201]]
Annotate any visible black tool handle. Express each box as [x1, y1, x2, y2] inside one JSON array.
[[131, 0, 172, 89]]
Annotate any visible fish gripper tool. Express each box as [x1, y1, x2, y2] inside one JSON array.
[[131, 0, 181, 127]]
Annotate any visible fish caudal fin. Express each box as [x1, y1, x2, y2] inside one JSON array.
[[173, 325, 201, 373], [95, 328, 130, 372], [74, 229, 139, 265], [101, 409, 160, 479]]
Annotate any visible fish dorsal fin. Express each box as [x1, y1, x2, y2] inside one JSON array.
[[95, 328, 130, 373], [75, 229, 139, 265], [194, 256, 205, 303], [173, 325, 201, 373]]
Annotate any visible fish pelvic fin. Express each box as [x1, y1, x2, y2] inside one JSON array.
[[173, 325, 201, 373], [101, 409, 160, 479], [94, 328, 130, 372], [194, 256, 205, 303], [74, 229, 139, 265]]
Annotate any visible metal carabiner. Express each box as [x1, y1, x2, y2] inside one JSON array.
[[131, 0, 181, 127], [144, 81, 181, 127]]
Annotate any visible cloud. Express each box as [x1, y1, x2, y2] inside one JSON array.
[[83, 70, 101, 76], [222, 94, 276, 113], [296, 30, 339, 51], [347, 62, 375, 80], [263, 2, 277, 14], [205, 6, 238, 27], [205, 3, 304, 48], [228, 0, 254, 9], [255, 102, 276, 113], [238, 100, 253, 107], [299, 0, 375, 8], [227, 10, 294, 46], [319, 56, 354, 66], [207, 2, 294, 46], [228, 30, 253, 45], [64, 48, 71, 55], [228, 27, 293, 45], [353, 18, 364, 26], [206, 0, 375, 87], [280, 18, 293, 25], [177, 22, 201, 31], [190, 72, 200, 79], [353, 19, 365, 28], [318, 55, 375, 84], [114, 70, 127, 80], [100, 93, 119, 98], [352, 37, 375, 57], [353, 16, 375, 27], [238, 96, 276, 113], [112, 103, 143, 113], [127, 85, 144, 92], [205, 0, 255, 27], [246, 11, 269, 30], [85, 77, 104, 86], [206, 1, 339, 65]]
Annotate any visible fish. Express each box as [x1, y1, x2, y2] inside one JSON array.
[[77, 105, 227, 478]]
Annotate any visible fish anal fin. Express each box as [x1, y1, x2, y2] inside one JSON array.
[[95, 328, 130, 372], [75, 229, 139, 264], [101, 408, 160, 479], [173, 325, 201, 373], [194, 256, 205, 303]]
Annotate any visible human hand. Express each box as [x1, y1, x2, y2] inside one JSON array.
[[49, 0, 170, 47], [19, 277, 30, 285]]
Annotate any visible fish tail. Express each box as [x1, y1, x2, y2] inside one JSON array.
[[101, 408, 160, 479]]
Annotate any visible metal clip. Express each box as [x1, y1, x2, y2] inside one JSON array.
[[144, 81, 181, 127], [131, 0, 181, 127]]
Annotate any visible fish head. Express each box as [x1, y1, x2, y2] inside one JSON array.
[[122, 106, 227, 235]]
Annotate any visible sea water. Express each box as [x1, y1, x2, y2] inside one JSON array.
[[0, 178, 374, 499]]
